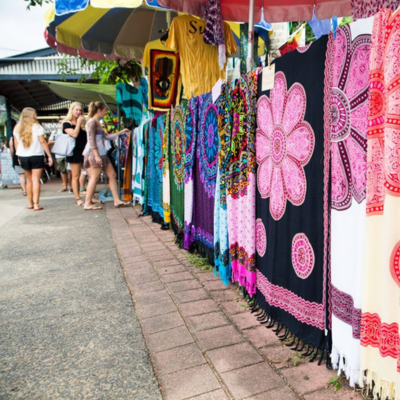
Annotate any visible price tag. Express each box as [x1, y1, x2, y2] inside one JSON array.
[[262, 64, 275, 91], [212, 78, 223, 103]]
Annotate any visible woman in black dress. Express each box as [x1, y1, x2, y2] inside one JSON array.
[[62, 102, 87, 206]]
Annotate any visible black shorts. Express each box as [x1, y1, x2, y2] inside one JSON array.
[[19, 155, 45, 171]]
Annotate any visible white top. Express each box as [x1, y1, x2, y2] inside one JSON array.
[[14, 123, 45, 157]]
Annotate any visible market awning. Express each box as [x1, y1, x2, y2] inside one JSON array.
[[42, 80, 118, 112]]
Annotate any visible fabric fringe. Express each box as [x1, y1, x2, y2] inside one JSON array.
[[331, 347, 360, 387], [361, 369, 399, 400]]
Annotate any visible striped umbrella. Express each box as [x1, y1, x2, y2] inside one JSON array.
[[45, 2, 176, 61]]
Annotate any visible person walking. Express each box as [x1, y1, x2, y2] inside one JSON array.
[[62, 102, 87, 206], [8, 129, 26, 196], [83, 101, 131, 210], [13, 107, 53, 211]]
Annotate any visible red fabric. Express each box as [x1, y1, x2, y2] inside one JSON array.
[[157, 0, 352, 23]]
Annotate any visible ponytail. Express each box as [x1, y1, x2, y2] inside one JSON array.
[[88, 101, 106, 118]]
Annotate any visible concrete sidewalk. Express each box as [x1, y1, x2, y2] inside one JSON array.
[[107, 205, 365, 400], [0, 181, 161, 399]]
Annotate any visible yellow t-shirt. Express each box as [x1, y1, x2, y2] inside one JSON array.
[[142, 39, 183, 111], [166, 15, 237, 99]]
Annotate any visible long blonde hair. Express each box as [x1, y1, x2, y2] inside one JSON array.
[[88, 101, 106, 118], [15, 107, 38, 148], [64, 101, 85, 129]]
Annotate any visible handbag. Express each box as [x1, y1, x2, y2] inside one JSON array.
[[52, 134, 76, 157]]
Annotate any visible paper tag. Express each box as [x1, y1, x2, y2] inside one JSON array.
[[262, 64, 275, 91], [212, 78, 223, 103]]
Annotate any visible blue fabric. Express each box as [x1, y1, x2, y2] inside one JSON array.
[[116, 80, 147, 125], [307, 11, 331, 40], [55, 0, 88, 16]]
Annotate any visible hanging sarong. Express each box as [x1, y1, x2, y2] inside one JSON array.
[[122, 131, 133, 201], [190, 92, 219, 261], [214, 82, 233, 285], [226, 71, 259, 296], [142, 121, 150, 214], [162, 112, 171, 223], [147, 115, 164, 221], [327, 20, 372, 387], [361, 10, 400, 399], [255, 36, 330, 350], [184, 98, 199, 249], [170, 105, 186, 236]]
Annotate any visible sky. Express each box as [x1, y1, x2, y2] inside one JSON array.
[[0, 0, 49, 58]]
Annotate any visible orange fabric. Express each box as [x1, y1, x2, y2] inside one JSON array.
[[166, 15, 237, 99]]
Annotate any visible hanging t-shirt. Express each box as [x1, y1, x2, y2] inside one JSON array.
[[116, 78, 148, 125], [142, 39, 182, 111], [166, 14, 237, 99]]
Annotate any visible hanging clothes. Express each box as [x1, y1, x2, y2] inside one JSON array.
[[214, 82, 233, 285], [255, 36, 330, 350], [147, 114, 164, 221], [142, 39, 182, 111], [133, 118, 150, 204], [184, 98, 199, 248], [240, 23, 259, 75], [170, 104, 186, 237], [162, 112, 171, 224], [327, 20, 372, 387], [122, 131, 133, 201], [116, 79, 148, 125], [225, 71, 259, 296], [351, 0, 400, 20], [361, 9, 400, 400], [166, 14, 237, 99], [189, 92, 219, 261]]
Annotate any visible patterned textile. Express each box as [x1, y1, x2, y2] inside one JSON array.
[[327, 20, 372, 387], [214, 82, 232, 284], [240, 24, 259, 75], [122, 130, 133, 201], [225, 71, 259, 296], [184, 98, 199, 248], [203, 0, 226, 70], [188, 92, 219, 260], [351, 0, 400, 20], [361, 9, 400, 399], [170, 105, 186, 235], [255, 37, 330, 349], [147, 115, 164, 220], [161, 113, 171, 223]]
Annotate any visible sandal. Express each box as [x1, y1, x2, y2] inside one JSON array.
[[34, 205, 44, 211], [75, 199, 84, 206], [115, 201, 131, 208], [59, 188, 68, 192], [27, 205, 34, 210], [84, 204, 102, 211]]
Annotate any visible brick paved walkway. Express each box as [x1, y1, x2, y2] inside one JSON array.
[[106, 204, 364, 400]]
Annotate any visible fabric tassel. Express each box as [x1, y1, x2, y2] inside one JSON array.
[[361, 369, 398, 400]]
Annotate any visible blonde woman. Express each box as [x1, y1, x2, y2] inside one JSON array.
[[83, 101, 130, 210], [13, 107, 53, 211], [62, 102, 87, 206]]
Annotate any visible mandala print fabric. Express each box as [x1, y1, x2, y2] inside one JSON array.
[[190, 92, 219, 260], [328, 20, 372, 387], [147, 115, 164, 220], [226, 71, 259, 296], [214, 82, 232, 285], [255, 36, 330, 350], [361, 10, 400, 399], [161, 112, 171, 223], [170, 105, 186, 235], [184, 98, 199, 249]]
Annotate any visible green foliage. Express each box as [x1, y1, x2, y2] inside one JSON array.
[[289, 22, 316, 44], [328, 376, 341, 391], [57, 55, 142, 85], [24, 0, 52, 9], [339, 16, 353, 27]]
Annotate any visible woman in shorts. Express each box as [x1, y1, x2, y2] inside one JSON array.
[[13, 107, 53, 211], [83, 101, 130, 210]]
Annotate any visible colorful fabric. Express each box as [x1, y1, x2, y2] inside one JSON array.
[[166, 14, 237, 99], [327, 20, 372, 387], [351, 0, 400, 20], [116, 80, 147, 125], [122, 130, 133, 201], [147, 114, 164, 219], [184, 98, 199, 247], [214, 82, 232, 284], [240, 23, 259, 75], [225, 71, 259, 296], [361, 9, 400, 399], [255, 37, 330, 350], [161, 113, 171, 223], [142, 39, 182, 111], [170, 105, 186, 234], [189, 92, 219, 260]]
